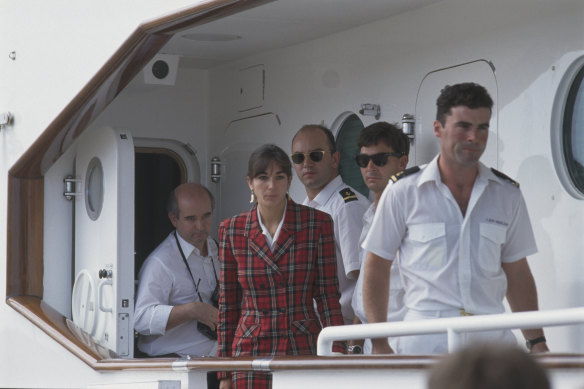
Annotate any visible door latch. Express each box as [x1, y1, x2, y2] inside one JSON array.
[[99, 268, 113, 279]]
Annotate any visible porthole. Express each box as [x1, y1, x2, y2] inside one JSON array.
[[332, 112, 368, 197], [552, 55, 584, 199], [85, 157, 104, 220]]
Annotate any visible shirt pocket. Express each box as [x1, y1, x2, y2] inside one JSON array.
[[406, 223, 446, 270], [478, 223, 507, 275]]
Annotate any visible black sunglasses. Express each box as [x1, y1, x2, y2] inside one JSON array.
[[355, 152, 404, 168], [290, 150, 329, 164]]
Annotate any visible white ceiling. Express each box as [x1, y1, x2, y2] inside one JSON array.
[[161, 0, 443, 69]]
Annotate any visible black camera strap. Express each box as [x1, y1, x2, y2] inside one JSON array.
[[174, 231, 218, 303]]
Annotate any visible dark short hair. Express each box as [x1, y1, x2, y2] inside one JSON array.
[[428, 344, 550, 389], [167, 184, 215, 217], [357, 121, 410, 157], [436, 82, 493, 126], [292, 124, 337, 153], [247, 144, 292, 179]]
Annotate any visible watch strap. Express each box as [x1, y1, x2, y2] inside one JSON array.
[[526, 336, 546, 350]]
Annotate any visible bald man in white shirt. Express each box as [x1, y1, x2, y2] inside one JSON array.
[[135, 183, 219, 358]]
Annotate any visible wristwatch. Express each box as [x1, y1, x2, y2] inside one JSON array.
[[526, 336, 546, 350], [347, 345, 363, 354]]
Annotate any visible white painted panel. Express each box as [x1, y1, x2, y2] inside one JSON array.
[[214, 113, 284, 223], [216, 142, 263, 223], [414, 60, 498, 167], [238, 64, 265, 112], [88, 380, 181, 389], [273, 369, 429, 389], [273, 367, 584, 389], [72, 126, 135, 357]]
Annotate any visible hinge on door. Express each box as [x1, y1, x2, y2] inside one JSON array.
[[63, 175, 80, 200]]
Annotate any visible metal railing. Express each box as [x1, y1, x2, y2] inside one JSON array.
[[317, 307, 584, 356]]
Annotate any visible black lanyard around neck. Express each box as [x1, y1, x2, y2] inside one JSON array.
[[174, 231, 218, 301]]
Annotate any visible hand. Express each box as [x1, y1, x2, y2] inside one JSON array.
[[371, 338, 394, 355], [219, 377, 232, 389], [193, 302, 219, 330]]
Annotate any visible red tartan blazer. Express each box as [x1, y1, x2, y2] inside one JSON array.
[[217, 199, 344, 366]]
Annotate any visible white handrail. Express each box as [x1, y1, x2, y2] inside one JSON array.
[[317, 307, 584, 356]]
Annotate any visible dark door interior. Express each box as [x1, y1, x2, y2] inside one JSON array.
[[134, 150, 184, 279]]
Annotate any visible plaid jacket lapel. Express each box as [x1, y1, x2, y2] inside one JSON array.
[[270, 202, 295, 263], [245, 206, 281, 274]]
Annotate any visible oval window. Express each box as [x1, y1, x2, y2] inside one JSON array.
[[562, 66, 584, 193], [332, 112, 368, 198], [85, 157, 104, 220], [552, 55, 584, 199]]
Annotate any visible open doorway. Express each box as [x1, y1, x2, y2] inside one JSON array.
[[134, 139, 200, 280]]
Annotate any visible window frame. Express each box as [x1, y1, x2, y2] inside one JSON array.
[[551, 54, 584, 199]]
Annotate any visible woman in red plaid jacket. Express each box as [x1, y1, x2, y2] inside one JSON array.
[[217, 144, 345, 389]]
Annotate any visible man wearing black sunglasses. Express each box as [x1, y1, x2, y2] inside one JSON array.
[[362, 83, 547, 355], [291, 124, 370, 325], [135, 183, 220, 364], [350, 122, 409, 354]]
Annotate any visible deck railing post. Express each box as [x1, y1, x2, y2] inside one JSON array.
[[317, 307, 584, 356], [447, 328, 462, 352]]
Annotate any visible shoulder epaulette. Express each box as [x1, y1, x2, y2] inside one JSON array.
[[390, 166, 421, 183], [491, 168, 520, 188], [339, 187, 358, 203]]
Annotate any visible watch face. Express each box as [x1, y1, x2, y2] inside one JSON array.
[[349, 345, 363, 354]]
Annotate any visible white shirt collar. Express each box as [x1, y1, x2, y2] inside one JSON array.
[[175, 231, 216, 258], [309, 175, 343, 206], [418, 154, 499, 187], [257, 201, 287, 251]]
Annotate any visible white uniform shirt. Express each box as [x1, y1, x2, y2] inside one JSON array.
[[363, 155, 537, 316], [353, 203, 406, 354], [304, 175, 370, 323], [134, 232, 219, 357], [352, 203, 406, 324]]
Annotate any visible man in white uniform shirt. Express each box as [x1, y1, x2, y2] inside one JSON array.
[[291, 124, 370, 324], [135, 183, 219, 359], [350, 122, 409, 354], [363, 83, 548, 354]]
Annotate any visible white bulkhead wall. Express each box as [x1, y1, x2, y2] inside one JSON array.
[[205, 0, 584, 352], [1, 0, 584, 388], [0, 1, 207, 388]]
